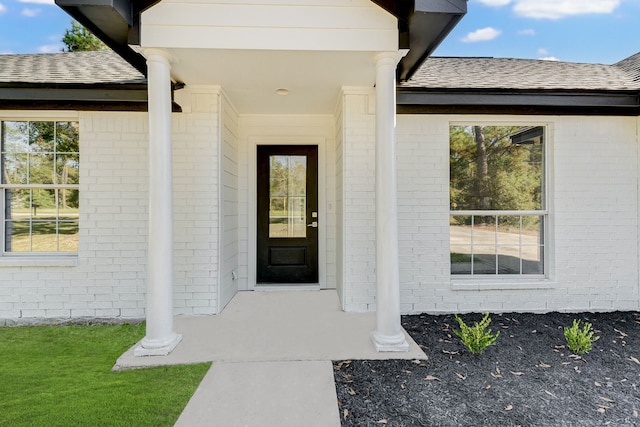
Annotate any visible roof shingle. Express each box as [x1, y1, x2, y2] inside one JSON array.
[[615, 52, 640, 84], [400, 55, 640, 91], [0, 50, 145, 85]]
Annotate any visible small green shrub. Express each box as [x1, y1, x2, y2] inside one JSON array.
[[564, 319, 600, 354], [453, 312, 500, 355]]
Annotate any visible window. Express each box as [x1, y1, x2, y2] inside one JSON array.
[[1, 121, 79, 254], [450, 125, 546, 276]]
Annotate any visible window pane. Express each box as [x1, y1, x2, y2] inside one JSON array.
[[58, 220, 79, 252], [55, 122, 79, 153], [2, 121, 29, 153], [2, 154, 28, 184], [58, 189, 79, 215], [269, 155, 307, 238], [6, 221, 30, 252], [31, 188, 55, 213], [29, 122, 55, 152], [523, 246, 544, 274], [473, 245, 497, 274], [522, 216, 544, 274], [497, 215, 522, 274], [8, 188, 32, 221], [497, 247, 521, 274], [56, 154, 79, 185], [451, 215, 472, 274], [450, 125, 544, 211], [32, 221, 58, 252], [29, 154, 54, 185]]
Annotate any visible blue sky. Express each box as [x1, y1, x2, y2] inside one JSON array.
[[0, 0, 639, 64], [435, 0, 640, 64]]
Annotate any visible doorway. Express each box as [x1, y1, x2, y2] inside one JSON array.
[[256, 145, 319, 283]]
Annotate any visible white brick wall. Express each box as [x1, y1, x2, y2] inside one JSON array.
[[0, 99, 224, 323], [1, 107, 637, 323], [0, 112, 149, 322], [172, 87, 221, 316], [394, 114, 640, 314], [339, 89, 377, 312]]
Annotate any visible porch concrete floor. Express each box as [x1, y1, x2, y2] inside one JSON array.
[[115, 289, 426, 368], [115, 290, 427, 426]]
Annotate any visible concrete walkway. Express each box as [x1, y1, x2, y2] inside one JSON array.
[[115, 290, 427, 426]]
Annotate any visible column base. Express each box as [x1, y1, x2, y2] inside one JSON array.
[[370, 330, 409, 352], [134, 332, 182, 357]]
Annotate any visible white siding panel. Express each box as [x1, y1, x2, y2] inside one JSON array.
[[219, 91, 240, 310], [141, 0, 396, 51], [334, 93, 345, 306]]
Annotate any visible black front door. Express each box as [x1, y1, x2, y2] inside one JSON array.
[[257, 145, 318, 284]]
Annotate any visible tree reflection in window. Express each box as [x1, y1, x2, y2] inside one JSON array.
[[269, 155, 307, 238]]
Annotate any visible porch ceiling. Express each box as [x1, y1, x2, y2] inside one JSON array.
[[169, 49, 377, 114]]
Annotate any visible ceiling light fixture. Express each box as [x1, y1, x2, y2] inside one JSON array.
[[275, 88, 289, 96]]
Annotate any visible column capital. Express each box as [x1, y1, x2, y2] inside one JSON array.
[[374, 51, 404, 66], [143, 48, 176, 66]]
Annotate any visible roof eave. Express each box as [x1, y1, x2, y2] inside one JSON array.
[[55, 0, 154, 74], [396, 88, 640, 116], [372, 0, 467, 81], [0, 82, 180, 112]]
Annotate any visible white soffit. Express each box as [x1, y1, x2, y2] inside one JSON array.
[[168, 49, 378, 114]]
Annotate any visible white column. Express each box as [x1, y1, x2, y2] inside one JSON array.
[[135, 48, 182, 357], [371, 52, 409, 352]]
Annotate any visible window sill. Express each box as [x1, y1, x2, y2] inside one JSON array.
[[0, 256, 78, 267], [451, 277, 555, 291]]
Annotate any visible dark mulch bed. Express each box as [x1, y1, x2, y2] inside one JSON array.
[[334, 312, 640, 426]]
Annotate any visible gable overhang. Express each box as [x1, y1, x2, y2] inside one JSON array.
[[372, 0, 467, 81], [396, 89, 640, 116], [54, 0, 159, 74], [56, 0, 466, 83]]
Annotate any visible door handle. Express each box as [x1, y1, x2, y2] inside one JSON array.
[[307, 221, 318, 228]]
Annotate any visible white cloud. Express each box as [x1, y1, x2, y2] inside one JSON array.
[[518, 29, 536, 36], [38, 44, 61, 53], [461, 27, 502, 43], [474, 0, 621, 19], [539, 56, 559, 61], [537, 48, 549, 55], [19, 0, 55, 5], [21, 7, 40, 16], [475, 0, 512, 6], [0, 3, 6, 14], [513, 0, 621, 19]]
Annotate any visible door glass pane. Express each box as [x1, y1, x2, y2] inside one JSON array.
[[269, 155, 306, 238]]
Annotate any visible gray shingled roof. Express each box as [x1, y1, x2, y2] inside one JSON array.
[[0, 50, 145, 85], [1, 49, 638, 94], [615, 52, 640, 84], [401, 55, 640, 91]]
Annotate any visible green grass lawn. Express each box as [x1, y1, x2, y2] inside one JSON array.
[[0, 323, 210, 427]]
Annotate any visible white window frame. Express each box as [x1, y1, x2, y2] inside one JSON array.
[[449, 122, 551, 285], [0, 113, 80, 261]]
